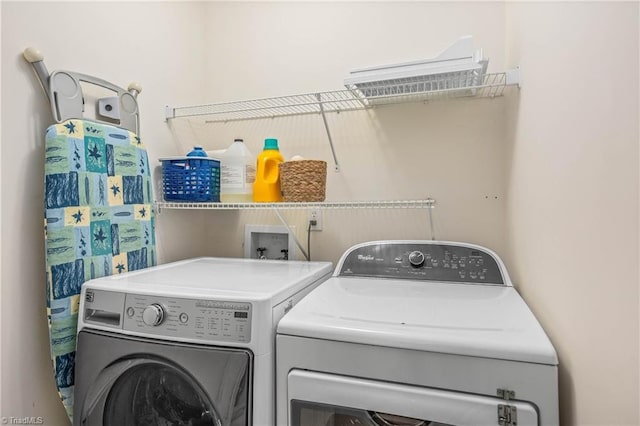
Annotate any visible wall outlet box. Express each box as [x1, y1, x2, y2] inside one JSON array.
[[308, 208, 323, 231], [244, 224, 296, 260]]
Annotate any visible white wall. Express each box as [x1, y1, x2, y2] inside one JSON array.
[[0, 2, 209, 424], [505, 2, 639, 425]]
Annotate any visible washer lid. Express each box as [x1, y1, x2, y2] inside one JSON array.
[[84, 257, 332, 303], [277, 277, 558, 365]]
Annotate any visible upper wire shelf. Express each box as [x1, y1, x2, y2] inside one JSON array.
[[165, 70, 519, 123]]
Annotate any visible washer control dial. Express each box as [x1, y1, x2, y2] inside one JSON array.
[[408, 251, 426, 268], [142, 303, 165, 326]]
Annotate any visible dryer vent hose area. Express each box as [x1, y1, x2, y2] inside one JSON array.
[[370, 412, 429, 426], [326, 411, 451, 426]]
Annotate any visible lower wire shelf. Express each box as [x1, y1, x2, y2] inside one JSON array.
[[155, 199, 435, 211], [155, 198, 437, 261]]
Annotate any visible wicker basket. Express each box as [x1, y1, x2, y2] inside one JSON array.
[[279, 160, 327, 202]]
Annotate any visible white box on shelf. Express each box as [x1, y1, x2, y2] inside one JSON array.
[[344, 36, 489, 101]]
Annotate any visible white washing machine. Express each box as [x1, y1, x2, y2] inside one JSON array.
[[73, 256, 332, 426], [276, 241, 559, 426]]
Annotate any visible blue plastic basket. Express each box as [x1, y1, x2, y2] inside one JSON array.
[[160, 157, 220, 202]]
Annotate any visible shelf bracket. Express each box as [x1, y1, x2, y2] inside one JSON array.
[[505, 67, 521, 88], [427, 197, 436, 240], [316, 93, 341, 172], [164, 105, 175, 122]]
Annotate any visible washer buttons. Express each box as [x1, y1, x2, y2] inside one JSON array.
[[142, 304, 165, 326], [126, 307, 135, 317], [179, 313, 189, 323], [408, 251, 425, 268]]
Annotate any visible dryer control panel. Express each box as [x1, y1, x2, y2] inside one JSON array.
[[82, 289, 252, 343], [337, 241, 505, 285]]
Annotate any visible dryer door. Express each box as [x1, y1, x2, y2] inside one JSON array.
[[74, 330, 252, 426], [288, 370, 538, 426]]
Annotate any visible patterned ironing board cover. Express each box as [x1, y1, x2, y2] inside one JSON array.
[[44, 119, 156, 420]]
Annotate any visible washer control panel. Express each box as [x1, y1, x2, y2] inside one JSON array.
[[338, 242, 504, 285], [123, 294, 252, 343], [82, 289, 251, 343]]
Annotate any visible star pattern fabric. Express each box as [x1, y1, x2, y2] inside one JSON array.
[[44, 120, 156, 421]]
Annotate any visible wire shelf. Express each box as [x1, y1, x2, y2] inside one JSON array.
[[349, 71, 508, 106], [156, 199, 435, 211], [166, 71, 518, 123]]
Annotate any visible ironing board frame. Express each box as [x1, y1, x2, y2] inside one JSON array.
[[24, 48, 155, 422]]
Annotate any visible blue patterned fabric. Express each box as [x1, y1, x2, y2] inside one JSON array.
[[44, 119, 156, 420]]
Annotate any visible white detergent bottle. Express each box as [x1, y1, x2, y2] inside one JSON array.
[[220, 138, 255, 203]]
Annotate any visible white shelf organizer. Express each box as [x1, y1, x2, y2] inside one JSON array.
[[164, 69, 520, 172], [161, 38, 517, 254], [165, 36, 520, 170]]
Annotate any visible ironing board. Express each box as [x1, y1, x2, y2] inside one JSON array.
[[24, 48, 156, 421]]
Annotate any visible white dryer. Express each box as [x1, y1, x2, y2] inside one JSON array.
[[276, 241, 558, 426], [73, 257, 332, 426]]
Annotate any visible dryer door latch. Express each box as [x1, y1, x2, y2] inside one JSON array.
[[497, 388, 517, 426], [498, 404, 518, 426], [497, 388, 515, 400]]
